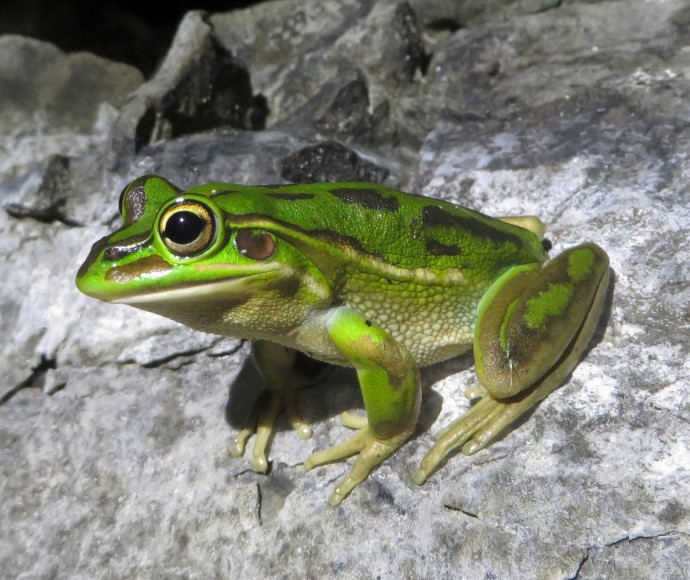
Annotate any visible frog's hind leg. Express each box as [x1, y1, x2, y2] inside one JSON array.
[[414, 243, 610, 485], [414, 379, 547, 484]]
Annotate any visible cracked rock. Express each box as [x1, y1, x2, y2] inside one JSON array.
[[1, 0, 688, 577]]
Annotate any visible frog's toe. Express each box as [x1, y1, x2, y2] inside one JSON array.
[[339, 411, 368, 430], [304, 428, 367, 470], [231, 388, 309, 472], [294, 423, 313, 439], [282, 389, 313, 439], [330, 437, 402, 505], [305, 428, 407, 504], [327, 454, 378, 506], [463, 383, 489, 401], [251, 453, 269, 473], [458, 394, 535, 456], [231, 404, 260, 458], [248, 422, 272, 473], [414, 397, 502, 485], [231, 426, 253, 458], [231, 426, 270, 472], [416, 387, 551, 484]]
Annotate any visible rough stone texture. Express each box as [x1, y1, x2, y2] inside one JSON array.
[[2, 0, 689, 578], [109, 11, 268, 163]]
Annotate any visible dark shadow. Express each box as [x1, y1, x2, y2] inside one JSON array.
[[416, 353, 474, 437], [224, 355, 264, 429], [225, 348, 477, 432], [225, 355, 350, 432]]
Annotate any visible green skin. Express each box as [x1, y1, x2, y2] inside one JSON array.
[[76, 175, 610, 505]]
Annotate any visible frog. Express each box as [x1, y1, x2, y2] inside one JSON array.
[[76, 175, 610, 505]]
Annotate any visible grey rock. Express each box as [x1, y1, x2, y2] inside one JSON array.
[[212, 0, 430, 148], [0, 33, 142, 396], [2, 0, 689, 578], [273, 64, 377, 144], [3, 154, 79, 226], [109, 11, 268, 163], [281, 140, 390, 183], [210, 1, 377, 105], [0, 35, 143, 136]]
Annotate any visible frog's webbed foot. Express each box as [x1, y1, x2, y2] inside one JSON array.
[[231, 340, 330, 473], [413, 391, 532, 485], [414, 304, 605, 485], [304, 425, 409, 506], [231, 387, 312, 473]]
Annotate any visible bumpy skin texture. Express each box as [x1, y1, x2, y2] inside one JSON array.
[[76, 175, 609, 505]]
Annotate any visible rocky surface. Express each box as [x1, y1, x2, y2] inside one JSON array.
[[2, 1, 689, 577]]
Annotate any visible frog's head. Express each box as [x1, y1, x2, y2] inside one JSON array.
[[76, 175, 331, 337]]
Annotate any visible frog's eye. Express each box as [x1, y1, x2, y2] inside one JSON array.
[[235, 229, 276, 260], [159, 201, 215, 256]]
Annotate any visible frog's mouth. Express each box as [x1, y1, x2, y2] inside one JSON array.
[[77, 257, 284, 305], [112, 268, 280, 305]]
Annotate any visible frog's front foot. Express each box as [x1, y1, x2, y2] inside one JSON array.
[[231, 388, 312, 473], [304, 423, 410, 506]]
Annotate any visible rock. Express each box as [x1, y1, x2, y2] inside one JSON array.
[[109, 11, 268, 163], [3, 154, 78, 226], [1, 0, 689, 577], [281, 140, 390, 183]]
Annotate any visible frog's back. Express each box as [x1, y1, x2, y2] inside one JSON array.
[[200, 181, 546, 284]]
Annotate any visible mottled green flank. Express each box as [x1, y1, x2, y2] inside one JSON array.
[[524, 283, 574, 330], [76, 175, 610, 505], [567, 246, 596, 283]]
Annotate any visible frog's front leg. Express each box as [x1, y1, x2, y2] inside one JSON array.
[[415, 243, 610, 484], [231, 340, 330, 472], [303, 307, 421, 506]]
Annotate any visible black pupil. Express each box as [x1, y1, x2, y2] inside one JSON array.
[[164, 211, 204, 244]]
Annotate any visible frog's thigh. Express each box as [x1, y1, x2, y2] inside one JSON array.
[[304, 307, 421, 505], [415, 243, 609, 484], [475, 243, 609, 398]]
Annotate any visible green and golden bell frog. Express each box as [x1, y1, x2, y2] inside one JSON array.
[[76, 175, 609, 505]]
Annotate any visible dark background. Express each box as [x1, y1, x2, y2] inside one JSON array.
[[1, 0, 265, 76]]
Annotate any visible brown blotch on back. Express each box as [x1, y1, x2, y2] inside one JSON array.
[[306, 228, 376, 256], [426, 238, 461, 256], [422, 205, 523, 247], [330, 188, 400, 212]]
